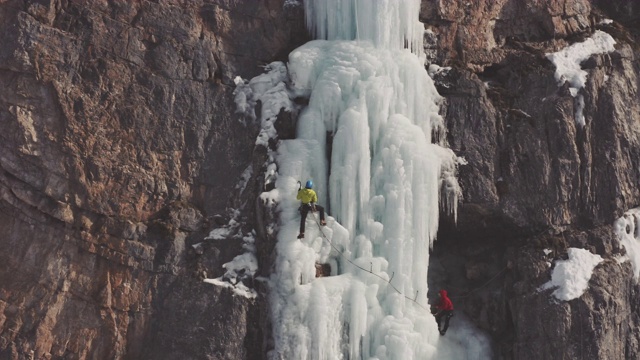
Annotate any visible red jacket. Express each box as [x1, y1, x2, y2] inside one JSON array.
[[437, 290, 454, 311]]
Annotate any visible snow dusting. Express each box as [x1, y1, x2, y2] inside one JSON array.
[[614, 208, 640, 280], [427, 64, 451, 78], [204, 215, 259, 298], [233, 62, 293, 146], [540, 248, 603, 301], [205, 214, 241, 241], [546, 30, 616, 126], [204, 278, 257, 299], [235, 165, 253, 194]]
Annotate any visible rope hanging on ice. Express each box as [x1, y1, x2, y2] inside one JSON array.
[[310, 212, 508, 304], [310, 212, 430, 310]]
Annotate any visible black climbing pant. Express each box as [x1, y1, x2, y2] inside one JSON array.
[[299, 203, 325, 234], [435, 310, 453, 334]]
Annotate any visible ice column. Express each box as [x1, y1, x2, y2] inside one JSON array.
[[269, 1, 467, 359]]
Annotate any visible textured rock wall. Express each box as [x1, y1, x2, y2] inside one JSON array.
[[422, 1, 640, 359], [0, 0, 305, 359], [422, 0, 640, 228]]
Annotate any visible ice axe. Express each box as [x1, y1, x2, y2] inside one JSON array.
[[296, 181, 302, 214]]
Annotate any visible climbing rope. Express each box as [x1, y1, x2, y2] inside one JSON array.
[[307, 212, 510, 311], [309, 212, 431, 311], [448, 267, 508, 300]]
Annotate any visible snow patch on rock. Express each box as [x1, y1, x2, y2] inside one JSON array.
[[540, 248, 603, 301]]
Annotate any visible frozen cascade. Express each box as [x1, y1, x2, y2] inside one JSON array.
[[266, 1, 492, 359]]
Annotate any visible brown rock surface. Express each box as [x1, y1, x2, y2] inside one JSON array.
[[0, 0, 305, 359], [424, 1, 640, 359]]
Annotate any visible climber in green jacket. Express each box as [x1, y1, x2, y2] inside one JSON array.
[[297, 180, 326, 239]]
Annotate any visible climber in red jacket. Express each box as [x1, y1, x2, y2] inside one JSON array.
[[434, 289, 454, 335]]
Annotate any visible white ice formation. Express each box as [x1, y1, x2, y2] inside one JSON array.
[[264, 1, 492, 359]]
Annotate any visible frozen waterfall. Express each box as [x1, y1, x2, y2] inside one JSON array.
[[265, 1, 492, 359]]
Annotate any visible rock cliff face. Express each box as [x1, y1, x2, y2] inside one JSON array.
[[421, 1, 640, 359], [0, 0, 305, 359], [0, 0, 638, 359]]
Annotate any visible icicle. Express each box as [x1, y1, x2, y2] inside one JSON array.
[[266, 1, 492, 359], [304, 0, 425, 57]]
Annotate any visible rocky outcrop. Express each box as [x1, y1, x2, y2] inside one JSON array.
[[423, 1, 640, 359], [0, 0, 305, 359], [424, 1, 640, 229], [421, 0, 595, 68]]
